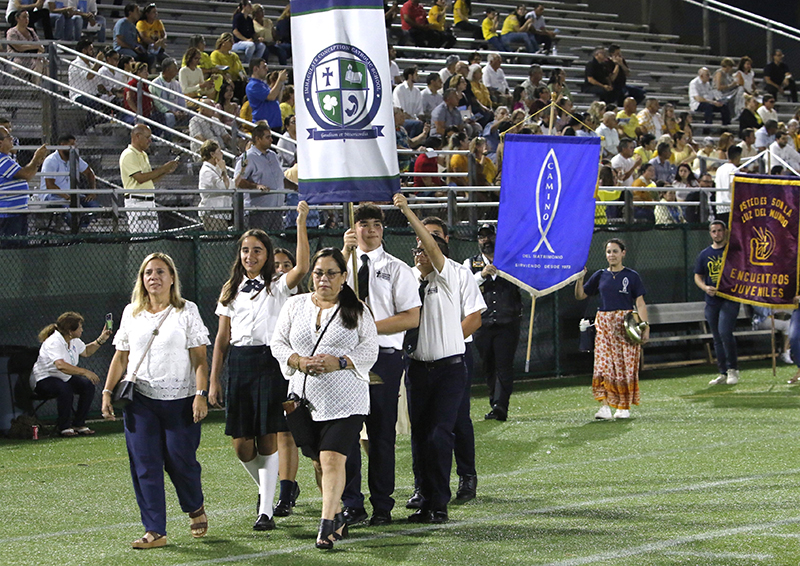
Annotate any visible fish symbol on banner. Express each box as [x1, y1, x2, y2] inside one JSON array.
[[532, 148, 562, 253]]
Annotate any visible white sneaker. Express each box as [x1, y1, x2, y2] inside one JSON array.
[[709, 374, 727, 385], [726, 369, 739, 385], [781, 351, 793, 364], [614, 409, 630, 419], [594, 405, 613, 420]]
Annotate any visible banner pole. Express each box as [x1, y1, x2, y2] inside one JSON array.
[[348, 202, 359, 298], [771, 313, 776, 377], [525, 294, 536, 373]]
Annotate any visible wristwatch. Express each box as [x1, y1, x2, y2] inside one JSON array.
[[338, 357, 348, 369], [195, 389, 208, 397]]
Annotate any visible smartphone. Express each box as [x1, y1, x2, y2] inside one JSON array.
[[105, 313, 113, 331], [172, 155, 182, 163]]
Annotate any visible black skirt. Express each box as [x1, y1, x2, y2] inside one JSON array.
[[225, 345, 289, 438]]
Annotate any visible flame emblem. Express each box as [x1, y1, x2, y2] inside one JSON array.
[[749, 226, 775, 266], [532, 148, 562, 253]]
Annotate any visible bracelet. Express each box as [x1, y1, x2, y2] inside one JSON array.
[[97, 339, 106, 345], [102, 389, 113, 395]]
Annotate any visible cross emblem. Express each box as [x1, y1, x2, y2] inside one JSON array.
[[322, 67, 333, 87]]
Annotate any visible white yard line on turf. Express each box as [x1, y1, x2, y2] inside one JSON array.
[[664, 550, 772, 560]]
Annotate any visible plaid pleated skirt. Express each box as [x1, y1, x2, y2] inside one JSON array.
[[225, 345, 289, 438], [592, 310, 641, 410]]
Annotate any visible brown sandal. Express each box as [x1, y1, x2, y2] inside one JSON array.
[[189, 505, 208, 538], [132, 531, 166, 549], [788, 374, 800, 385]]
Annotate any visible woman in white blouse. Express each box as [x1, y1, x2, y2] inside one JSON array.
[[31, 311, 112, 437], [271, 248, 378, 549], [179, 47, 217, 101], [208, 206, 309, 532], [198, 140, 232, 231], [100, 253, 211, 550]]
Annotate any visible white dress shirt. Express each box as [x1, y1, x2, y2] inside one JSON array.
[[346, 245, 421, 350], [611, 153, 636, 187], [454, 258, 487, 344], [482, 64, 510, 94], [215, 273, 295, 346], [410, 259, 466, 361], [714, 161, 737, 214], [769, 140, 800, 172], [392, 81, 424, 118]]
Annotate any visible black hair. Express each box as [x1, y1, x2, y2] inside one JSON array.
[[118, 54, 133, 69], [76, 38, 93, 53], [639, 162, 653, 176], [656, 141, 672, 156], [57, 133, 76, 144], [283, 114, 294, 130], [728, 145, 742, 161], [249, 57, 265, 75], [310, 248, 364, 329], [141, 3, 157, 19], [219, 229, 275, 306], [274, 247, 296, 266], [354, 203, 384, 224], [605, 238, 625, 252], [639, 133, 655, 146], [124, 3, 138, 17], [403, 66, 418, 81], [426, 72, 441, 85], [252, 123, 271, 141], [431, 234, 449, 258], [709, 220, 726, 230], [421, 216, 448, 237], [423, 135, 442, 149]]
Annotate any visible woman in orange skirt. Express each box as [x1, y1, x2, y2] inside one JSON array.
[[575, 238, 649, 420]]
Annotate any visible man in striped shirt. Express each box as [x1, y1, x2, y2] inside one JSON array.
[[0, 127, 46, 243]]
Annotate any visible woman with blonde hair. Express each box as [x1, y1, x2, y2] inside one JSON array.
[[31, 312, 112, 437], [101, 252, 211, 549]]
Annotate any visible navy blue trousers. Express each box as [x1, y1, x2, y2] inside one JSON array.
[[407, 356, 466, 511], [124, 393, 203, 535], [705, 298, 739, 373], [34, 375, 94, 431], [343, 349, 404, 513], [453, 344, 476, 477], [474, 321, 521, 412]]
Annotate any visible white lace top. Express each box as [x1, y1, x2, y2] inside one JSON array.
[[113, 301, 211, 400], [271, 294, 378, 421]]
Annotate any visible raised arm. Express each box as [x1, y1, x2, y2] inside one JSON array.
[[286, 200, 310, 289], [393, 192, 445, 272]]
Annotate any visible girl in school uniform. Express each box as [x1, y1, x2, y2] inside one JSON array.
[[209, 201, 309, 530]]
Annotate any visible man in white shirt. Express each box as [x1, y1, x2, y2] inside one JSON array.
[[150, 58, 189, 129], [525, 3, 557, 54], [68, 38, 106, 129], [394, 193, 472, 525], [714, 145, 742, 222], [392, 66, 425, 138], [420, 72, 443, 121], [40, 133, 99, 228], [737, 128, 758, 172], [757, 94, 779, 124], [688, 67, 731, 125], [519, 64, 543, 101], [388, 45, 402, 85], [770, 130, 800, 173], [68, 0, 105, 42], [596, 111, 620, 158], [755, 120, 778, 151], [482, 52, 511, 107], [610, 139, 641, 186], [340, 204, 421, 527]]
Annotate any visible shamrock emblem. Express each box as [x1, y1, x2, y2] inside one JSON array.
[[322, 94, 339, 113]]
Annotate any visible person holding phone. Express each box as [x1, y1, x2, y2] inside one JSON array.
[[209, 203, 309, 531], [31, 311, 112, 437]]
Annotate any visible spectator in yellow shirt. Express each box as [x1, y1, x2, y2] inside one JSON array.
[[453, 0, 482, 40], [481, 8, 506, 52], [499, 6, 534, 52], [210, 32, 247, 101], [427, 0, 455, 46], [615, 97, 639, 139]]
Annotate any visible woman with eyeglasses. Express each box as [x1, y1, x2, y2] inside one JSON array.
[[271, 247, 378, 549], [208, 203, 309, 532]]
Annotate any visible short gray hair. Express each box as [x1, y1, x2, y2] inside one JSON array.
[[487, 52, 502, 64], [467, 64, 482, 82]]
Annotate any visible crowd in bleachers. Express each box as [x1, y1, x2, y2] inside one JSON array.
[[3, 0, 800, 239]]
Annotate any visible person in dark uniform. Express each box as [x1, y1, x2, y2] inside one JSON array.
[[466, 224, 522, 421], [694, 220, 740, 385]]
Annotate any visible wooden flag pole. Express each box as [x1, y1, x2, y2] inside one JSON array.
[[348, 202, 359, 298], [525, 294, 536, 373], [771, 313, 776, 377]]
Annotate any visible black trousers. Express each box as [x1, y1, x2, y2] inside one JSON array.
[[453, 343, 476, 477], [407, 356, 466, 511], [765, 79, 798, 103], [474, 320, 521, 412], [342, 349, 404, 513]]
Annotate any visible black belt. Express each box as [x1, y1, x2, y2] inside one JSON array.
[[410, 354, 464, 369], [127, 195, 155, 201], [379, 347, 397, 354]]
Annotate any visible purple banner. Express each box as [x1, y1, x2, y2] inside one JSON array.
[[717, 174, 800, 308]]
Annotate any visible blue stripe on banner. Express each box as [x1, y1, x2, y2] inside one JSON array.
[[299, 177, 400, 204], [292, 0, 383, 14], [494, 134, 601, 295]]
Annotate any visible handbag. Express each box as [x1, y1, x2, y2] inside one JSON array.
[[112, 306, 173, 409], [578, 300, 597, 353], [283, 305, 340, 459]]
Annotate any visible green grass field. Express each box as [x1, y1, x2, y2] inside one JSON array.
[[4, 360, 800, 566]]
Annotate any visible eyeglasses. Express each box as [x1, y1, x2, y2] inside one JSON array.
[[411, 247, 427, 256], [311, 269, 342, 279]]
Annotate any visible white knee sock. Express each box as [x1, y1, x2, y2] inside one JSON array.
[[257, 452, 280, 518], [241, 454, 266, 487]]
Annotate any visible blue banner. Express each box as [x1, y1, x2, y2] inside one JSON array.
[[494, 135, 601, 297], [292, 1, 400, 204]]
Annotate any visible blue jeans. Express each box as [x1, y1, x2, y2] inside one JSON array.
[[487, 36, 507, 52], [501, 32, 534, 52], [51, 13, 82, 41], [232, 40, 266, 65], [789, 310, 800, 367], [705, 297, 739, 373]]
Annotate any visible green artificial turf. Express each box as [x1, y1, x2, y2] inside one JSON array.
[[4, 361, 800, 566]]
